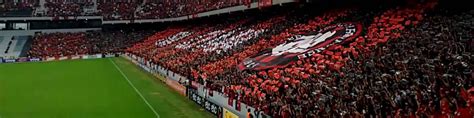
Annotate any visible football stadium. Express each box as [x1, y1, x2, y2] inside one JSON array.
[[0, 0, 472, 117]]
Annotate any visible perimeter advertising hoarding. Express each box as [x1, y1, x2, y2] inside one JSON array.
[[59, 56, 68, 60], [5, 59, 16, 63], [30, 58, 41, 62], [72, 56, 81, 60], [188, 88, 222, 116], [46, 57, 56, 61], [18, 57, 29, 62], [0, 54, 115, 64], [83, 54, 102, 59], [105, 54, 115, 58]]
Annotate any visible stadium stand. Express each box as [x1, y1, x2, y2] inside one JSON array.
[[1, 0, 261, 20], [45, 0, 82, 17], [98, 1, 138, 20], [136, 0, 245, 19], [125, 1, 472, 117], [28, 29, 155, 58], [0, 36, 31, 58], [0, 36, 6, 53], [28, 32, 89, 57], [0, 0, 36, 17], [19, 0, 474, 117]]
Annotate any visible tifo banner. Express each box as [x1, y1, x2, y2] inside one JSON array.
[[258, 0, 272, 8], [238, 23, 362, 70], [223, 108, 239, 118]]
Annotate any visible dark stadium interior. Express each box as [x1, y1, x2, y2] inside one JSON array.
[[0, 0, 472, 117]]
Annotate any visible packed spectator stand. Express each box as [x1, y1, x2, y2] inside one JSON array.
[[25, 0, 473, 117], [28, 29, 154, 58], [136, 0, 247, 19], [0, 0, 37, 17], [1, 0, 254, 20], [44, 0, 88, 17]]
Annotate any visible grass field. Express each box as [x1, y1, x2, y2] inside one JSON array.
[[0, 57, 213, 118]]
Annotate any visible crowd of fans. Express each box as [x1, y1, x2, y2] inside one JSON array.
[[87, 30, 155, 54], [25, 0, 473, 117], [28, 32, 89, 57], [337, 9, 473, 117], [136, 0, 246, 19], [100, 0, 248, 20], [127, 0, 472, 117], [28, 30, 154, 58], [0, 0, 36, 16], [230, 2, 436, 117], [45, 1, 80, 17], [2, 0, 250, 19], [98, 2, 138, 20], [44, 0, 96, 17]]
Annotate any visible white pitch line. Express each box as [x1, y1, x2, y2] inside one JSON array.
[[109, 59, 160, 118]]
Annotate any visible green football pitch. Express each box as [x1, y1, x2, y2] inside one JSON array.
[[0, 57, 213, 118]]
